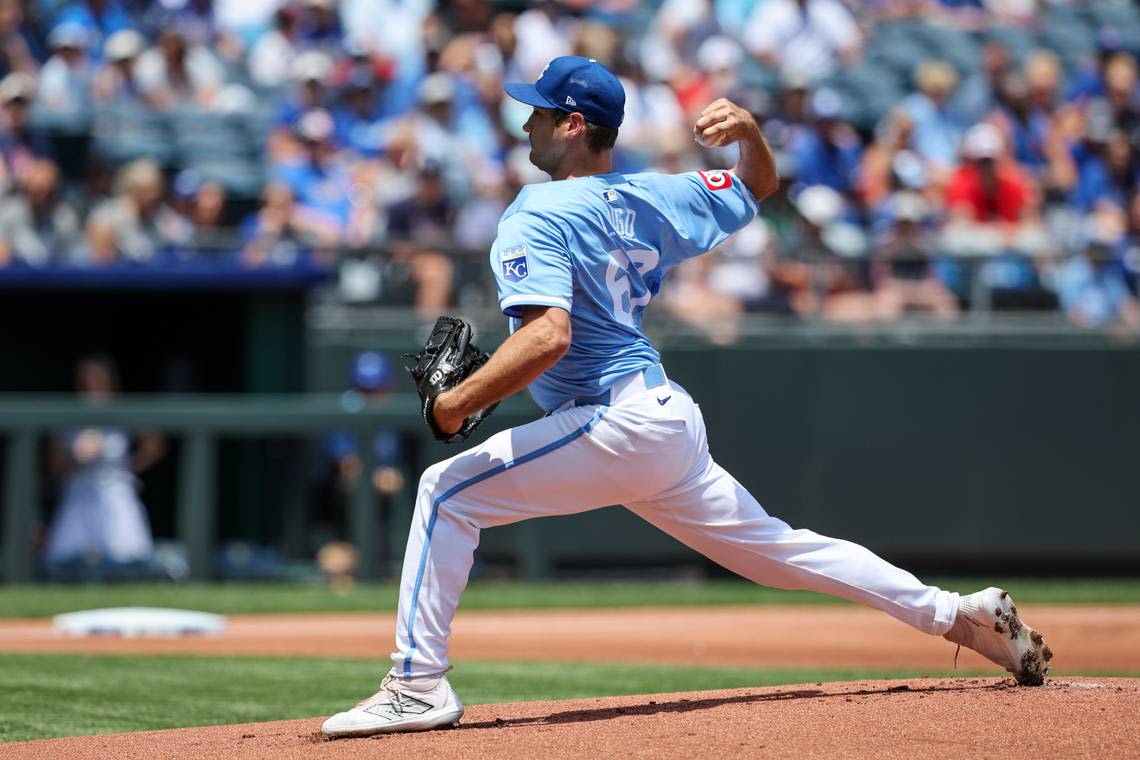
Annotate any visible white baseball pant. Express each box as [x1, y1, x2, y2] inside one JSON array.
[[391, 365, 959, 677]]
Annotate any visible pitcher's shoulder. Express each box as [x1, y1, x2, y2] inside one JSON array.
[[503, 178, 614, 219]]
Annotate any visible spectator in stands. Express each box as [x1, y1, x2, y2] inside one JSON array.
[[743, 0, 862, 83], [1024, 50, 1062, 118], [248, 6, 301, 89], [313, 351, 407, 554], [332, 67, 392, 159], [1119, 192, 1140, 290], [982, 0, 1038, 27], [271, 108, 360, 253], [666, 32, 740, 119], [452, 164, 511, 255], [37, 22, 95, 131], [771, 184, 875, 320], [1090, 53, 1140, 139], [0, 158, 84, 266], [857, 108, 919, 208], [1067, 27, 1130, 103], [383, 162, 455, 318], [137, 0, 217, 46], [168, 170, 234, 255], [951, 41, 1013, 127], [398, 71, 487, 197], [662, 250, 746, 344], [54, 0, 133, 57], [615, 59, 686, 173], [1055, 235, 1140, 329], [86, 158, 181, 264], [242, 181, 337, 267], [705, 216, 801, 316], [1072, 127, 1138, 213], [296, 0, 343, 56], [270, 49, 333, 161], [992, 72, 1050, 176], [944, 123, 1039, 231], [788, 87, 862, 195], [134, 27, 225, 111], [341, 0, 432, 69], [43, 353, 166, 580], [0, 0, 40, 79], [512, 2, 573, 82], [870, 191, 959, 319], [902, 60, 965, 176], [91, 27, 145, 104], [770, 67, 814, 136], [943, 123, 1050, 306], [0, 72, 53, 188]]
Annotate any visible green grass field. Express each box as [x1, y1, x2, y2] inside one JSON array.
[[2, 579, 1138, 744], [2, 577, 1139, 618], [0, 653, 1001, 744]]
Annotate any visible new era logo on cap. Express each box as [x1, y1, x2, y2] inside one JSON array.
[[503, 56, 625, 129]]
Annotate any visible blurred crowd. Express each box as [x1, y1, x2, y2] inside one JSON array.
[[0, 0, 1139, 326]]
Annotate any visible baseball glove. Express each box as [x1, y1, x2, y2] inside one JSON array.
[[404, 315, 498, 443]]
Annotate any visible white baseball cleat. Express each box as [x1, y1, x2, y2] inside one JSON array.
[[321, 673, 465, 738], [944, 587, 1053, 686]]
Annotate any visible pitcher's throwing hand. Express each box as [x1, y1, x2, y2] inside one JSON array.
[[693, 98, 761, 148]]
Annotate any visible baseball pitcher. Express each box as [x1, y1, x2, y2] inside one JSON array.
[[322, 56, 1051, 738]]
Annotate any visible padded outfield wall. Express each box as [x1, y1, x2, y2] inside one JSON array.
[[2, 286, 1138, 576], [311, 318, 1140, 574]]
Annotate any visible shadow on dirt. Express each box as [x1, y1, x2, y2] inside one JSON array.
[[460, 680, 1012, 731]]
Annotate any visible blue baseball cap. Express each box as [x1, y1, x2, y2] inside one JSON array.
[[352, 351, 392, 392], [504, 56, 625, 130]]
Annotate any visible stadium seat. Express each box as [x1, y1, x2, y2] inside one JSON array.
[[916, 24, 982, 77], [984, 26, 1036, 66], [187, 156, 266, 200], [1085, 2, 1140, 30], [170, 107, 259, 166], [90, 103, 174, 166]]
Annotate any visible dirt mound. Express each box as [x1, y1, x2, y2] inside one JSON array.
[[6, 678, 1138, 759]]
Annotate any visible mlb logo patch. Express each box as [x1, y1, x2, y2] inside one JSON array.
[[500, 244, 529, 282], [602, 189, 619, 203]]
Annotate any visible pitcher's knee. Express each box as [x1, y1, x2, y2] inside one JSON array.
[[418, 460, 449, 498]]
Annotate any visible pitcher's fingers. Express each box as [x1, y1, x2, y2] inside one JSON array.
[[694, 102, 732, 129], [700, 122, 728, 141]]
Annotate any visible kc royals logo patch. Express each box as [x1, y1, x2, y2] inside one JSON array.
[[500, 244, 529, 282]]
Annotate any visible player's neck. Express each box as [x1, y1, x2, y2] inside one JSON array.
[[552, 151, 613, 181]]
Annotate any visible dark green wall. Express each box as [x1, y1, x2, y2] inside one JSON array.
[[309, 332, 1140, 573], [661, 345, 1140, 568]]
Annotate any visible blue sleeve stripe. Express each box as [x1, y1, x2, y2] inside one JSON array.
[[402, 407, 607, 677]]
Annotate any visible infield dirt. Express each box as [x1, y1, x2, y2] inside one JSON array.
[[4, 605, 1140, 758], [6, 677, 1139, 759]]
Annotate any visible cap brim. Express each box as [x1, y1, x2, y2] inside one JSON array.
[[504, 82, 558, 110]]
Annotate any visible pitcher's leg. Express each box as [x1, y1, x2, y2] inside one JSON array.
[[391, 404, 660, 677], [628, 460, 958, 635]]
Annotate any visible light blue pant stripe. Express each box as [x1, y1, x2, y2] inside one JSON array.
[[402, 407, 607, 677]]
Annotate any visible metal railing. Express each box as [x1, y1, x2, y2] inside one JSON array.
[[0, 394, 538, 583]]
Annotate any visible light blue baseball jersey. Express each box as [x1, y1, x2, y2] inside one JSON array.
[[491, 169, 759, 411]]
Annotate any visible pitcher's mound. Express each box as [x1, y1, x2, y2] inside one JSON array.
[[7, 678, 1139, 759]]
